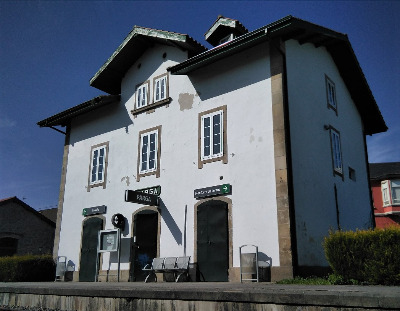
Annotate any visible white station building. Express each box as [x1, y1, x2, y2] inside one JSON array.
[[38, 16, 387, 282]]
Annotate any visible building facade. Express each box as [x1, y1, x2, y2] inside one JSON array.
[[0, 197, 55, 257], [38, 16, 387, 282], [370, 162, 400, 228]]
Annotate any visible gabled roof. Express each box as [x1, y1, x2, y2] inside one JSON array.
[[169, 15, 387, 135], [37, 95, 120, 128], [89, 26, 206, 95], [0, 197, 56, 227], [205, 15, 248, 46], [369, 162, 400, 180]]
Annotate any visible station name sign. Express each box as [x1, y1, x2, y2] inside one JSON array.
[[82, 205, 107, 217], [125, 190, 159, 206], [194, 184, 231, 199], [136, 185, 161, 196]]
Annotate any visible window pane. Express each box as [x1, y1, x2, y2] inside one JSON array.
[[161, 78, 165, 99], [212, 114, 221, 155], [142, 86, 147, 107], [137, 88, 142, 108], [141, 136, 148, 171], [156, 80, 160, 101], [392, 180, 400, 204], [331, 131, 342, 173], [204, 137, 210, 157], [91, 150, 98, 182], [149, 133, 157, 170], [203, 116, 211, 157]]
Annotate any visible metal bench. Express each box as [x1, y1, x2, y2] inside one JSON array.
[[142, 256, 191, 282], [142, 257, 164, 283], [172, 256, 190, 282]]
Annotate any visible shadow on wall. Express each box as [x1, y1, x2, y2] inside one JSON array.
[[109, 237, 131, 264], [159, 198, 182, 246], [188, 43, 270, 102], [69, 101, 133, 145]]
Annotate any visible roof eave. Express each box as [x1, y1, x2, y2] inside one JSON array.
[[37, 95, 120, 128]]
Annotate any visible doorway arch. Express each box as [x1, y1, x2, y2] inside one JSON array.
[[129, 206, 161, 281], [78, 216, 105, 282], [194, 197, 232, 281]]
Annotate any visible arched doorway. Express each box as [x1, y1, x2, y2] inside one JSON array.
[[79, 216, 104, 282], [129, 207, 160, 281], [195, 199, 231, 281]]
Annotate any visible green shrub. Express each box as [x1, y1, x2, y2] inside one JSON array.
[[0, 254, 55, 282], [323, 227, 400, 285]]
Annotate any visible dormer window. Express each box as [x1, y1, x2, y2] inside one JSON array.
[[135, 81, 150, 109], [153, 73, 168, 102], [205, 16, 248, 47], [219, 34, 236, 45]]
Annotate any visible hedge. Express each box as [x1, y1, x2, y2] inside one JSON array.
[[323, 227, 400, 285], [0, 254, 55, 282]]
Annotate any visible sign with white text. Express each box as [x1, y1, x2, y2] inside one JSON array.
[[82, 205, 107, 217], [194, 184, 231, 199], [136, 185, 161, 196], [125, 190, 159, 206]]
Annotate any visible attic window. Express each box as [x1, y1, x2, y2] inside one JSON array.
[[219, 34, 236, 45]]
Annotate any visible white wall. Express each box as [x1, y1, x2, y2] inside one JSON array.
[[57, 41, 283, 275], [285, 40, 372, 267]]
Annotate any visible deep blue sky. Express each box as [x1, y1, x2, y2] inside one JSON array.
[[1, 1, 399, 210]]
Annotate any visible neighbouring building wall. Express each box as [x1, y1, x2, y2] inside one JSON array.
[[0, 200, 55, 256], [285, 40, 372, 271], [371, 180, 400, 228]]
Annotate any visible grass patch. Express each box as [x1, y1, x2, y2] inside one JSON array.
[[276, 274, 362, 285]]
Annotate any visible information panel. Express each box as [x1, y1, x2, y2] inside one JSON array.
[[98, 229, 120, 253]]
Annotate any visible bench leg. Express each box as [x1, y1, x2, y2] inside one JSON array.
[[175, 272, 188, 282], [145, 272, 157, 283]]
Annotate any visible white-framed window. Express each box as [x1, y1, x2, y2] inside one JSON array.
[[201, 110, 223, 161], [326, 75, 337, 112], [140, 130, 158, 174], [154, 74, 168, 102], [382, 180, 400, 206], [88, 142, 109, 190], [137, 126, 161, 181], [135, 81, 149, 109], [330, 128, 343, 175]]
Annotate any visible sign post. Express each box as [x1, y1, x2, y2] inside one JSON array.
[[96, 229, 121, 282]]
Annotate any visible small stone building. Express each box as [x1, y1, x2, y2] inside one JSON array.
[[0, 197, 56, 256]]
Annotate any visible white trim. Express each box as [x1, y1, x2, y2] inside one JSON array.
[[154, 75, 167, 102], [136, 83, 149, 109], [139, 129, 158, 174], [326, 75, 337, 111], [381, 179, 400, 206], [90, 145, 106, 185], [201, 109, 223, 161], [330, 129, 342, 175]]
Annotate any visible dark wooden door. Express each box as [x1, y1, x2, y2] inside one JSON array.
[[197, 200, 229, 281], [79, 217, 103, 282], [130, 211, 158, 281]]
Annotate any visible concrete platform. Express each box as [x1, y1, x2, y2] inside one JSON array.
[[1, 282, 399, 311]]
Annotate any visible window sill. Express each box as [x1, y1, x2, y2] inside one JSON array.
[[131, 98, 171, 116]]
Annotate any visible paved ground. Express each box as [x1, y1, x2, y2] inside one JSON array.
[[1, 282, 400, 309]]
